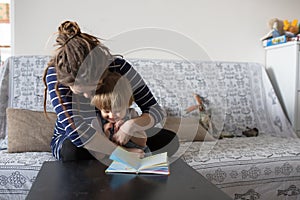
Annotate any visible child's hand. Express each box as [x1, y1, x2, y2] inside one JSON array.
[[112, 120, 133, 145], [112, 128, 132, 146], [103, 122, 113, 138], [114, 120, 125, 132]]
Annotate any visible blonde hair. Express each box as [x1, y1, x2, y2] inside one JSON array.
[[91, 70, 134, 111]]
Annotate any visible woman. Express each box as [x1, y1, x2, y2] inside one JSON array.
[[43, 21, 178, 161]]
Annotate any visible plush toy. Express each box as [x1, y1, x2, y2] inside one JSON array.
[[185, 93, 259, 138], [283, 19, 299, 36], [261, 18, 284, 41], [185, 93, 212, 132]]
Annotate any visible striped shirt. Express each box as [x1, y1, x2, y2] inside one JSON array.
[[46, 57, 165, 159]]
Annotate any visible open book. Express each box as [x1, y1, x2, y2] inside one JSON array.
[[105, 147, 169, 175]]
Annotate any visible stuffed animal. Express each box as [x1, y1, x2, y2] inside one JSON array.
[[283, 19, 299, 36], [185, 93, 259, 138], [261, 18, 284, 41], [185, 93, 212, 132]]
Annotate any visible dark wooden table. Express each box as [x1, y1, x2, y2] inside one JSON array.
[[26, 158, 232, 200]]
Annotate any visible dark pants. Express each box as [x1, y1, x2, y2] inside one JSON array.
[[146, 128, 179, 156], [60, 128, 179, 162]]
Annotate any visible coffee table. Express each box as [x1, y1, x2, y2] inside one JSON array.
[[26, 158, 232, 200]]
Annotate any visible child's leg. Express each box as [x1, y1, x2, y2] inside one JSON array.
[[146, 128, 179, 156]]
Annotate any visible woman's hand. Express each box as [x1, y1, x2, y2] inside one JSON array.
[[112, 120, 133, 145]]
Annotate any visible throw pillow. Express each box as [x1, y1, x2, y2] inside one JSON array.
[[163, 117, 216, 142], [6, 108, 57, 153]]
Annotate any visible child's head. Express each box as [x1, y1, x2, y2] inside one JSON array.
[[91, 70, 133, 123]]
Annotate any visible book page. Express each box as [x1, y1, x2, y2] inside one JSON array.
[[105, 161, 138, 173], [109, 146, 141, 169], [139, 152, 168, 170]]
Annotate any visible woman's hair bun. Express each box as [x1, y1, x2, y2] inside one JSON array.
[[58, 21, 81, 37]]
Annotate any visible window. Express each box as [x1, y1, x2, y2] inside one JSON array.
[[0, 1, 10, 65]]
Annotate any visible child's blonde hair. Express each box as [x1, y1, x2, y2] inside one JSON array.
[[91, 70, 134, 111]]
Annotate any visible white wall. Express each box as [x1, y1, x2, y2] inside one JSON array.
[[12, 0, 300, 64]]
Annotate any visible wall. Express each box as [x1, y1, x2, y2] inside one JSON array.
[[12, 0, 300, 64]]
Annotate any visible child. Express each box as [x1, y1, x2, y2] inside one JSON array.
[[91, 70, 151, 155]]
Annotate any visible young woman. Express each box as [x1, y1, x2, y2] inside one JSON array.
[[43, 21, 178, 161]]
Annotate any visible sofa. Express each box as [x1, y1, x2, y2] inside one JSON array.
[[0, 56, 300, 200]]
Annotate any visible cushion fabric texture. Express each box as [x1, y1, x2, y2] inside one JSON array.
[[6, 108, 56, 153]]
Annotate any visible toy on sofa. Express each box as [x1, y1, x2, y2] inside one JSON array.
[[283, 19, 299, 37], [185, 93, 259, 138], [185, 93, 230, 138], [185, 93, 212, 132], [261, 18, 284, 41]]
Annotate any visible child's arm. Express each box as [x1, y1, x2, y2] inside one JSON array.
[[115, 108, 147, 147], [114, 120, 147, 147], [130, 131, 147, 147]]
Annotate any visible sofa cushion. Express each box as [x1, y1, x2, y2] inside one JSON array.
[[164, 117, 215, 141], [0, 56, 53, 140], [6, 108, 56, 153], [129, 59, 297, 138]]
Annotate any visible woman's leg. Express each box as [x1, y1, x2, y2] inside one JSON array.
[[146, 127, 179, 157], [60, 139, 95, 162]]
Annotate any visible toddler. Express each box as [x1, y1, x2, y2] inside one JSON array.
[[91, 70, 151, 156]]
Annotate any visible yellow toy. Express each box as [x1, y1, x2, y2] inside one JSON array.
[[283, 19, 299, 35]]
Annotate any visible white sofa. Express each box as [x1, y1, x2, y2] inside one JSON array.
[[1, 56, 300, 200]]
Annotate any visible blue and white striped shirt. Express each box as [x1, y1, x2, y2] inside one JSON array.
[[46, 57, 165, 159]]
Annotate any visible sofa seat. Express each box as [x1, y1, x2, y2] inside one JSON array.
[[0, 150, 54, 200], [179, 134, 300, 199]]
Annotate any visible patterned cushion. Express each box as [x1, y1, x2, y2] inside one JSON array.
[[0, 56, 53, 140], [1, 57, 297, 139], [0, 59, 9, 139], [128, 59, 296, 138], [8, 55, 52, 111]]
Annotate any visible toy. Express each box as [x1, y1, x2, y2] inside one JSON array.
[[283, 19, 299, 36], [185, 93, 212, 132], [242, 127, 259, 137], [185, 93, 259, 138], [261, 18, 284, 41]]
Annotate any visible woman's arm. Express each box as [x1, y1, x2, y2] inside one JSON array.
[[111, 58, 166, 124], [46, 66, 119, 158], [111, 58, 166, 145]]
